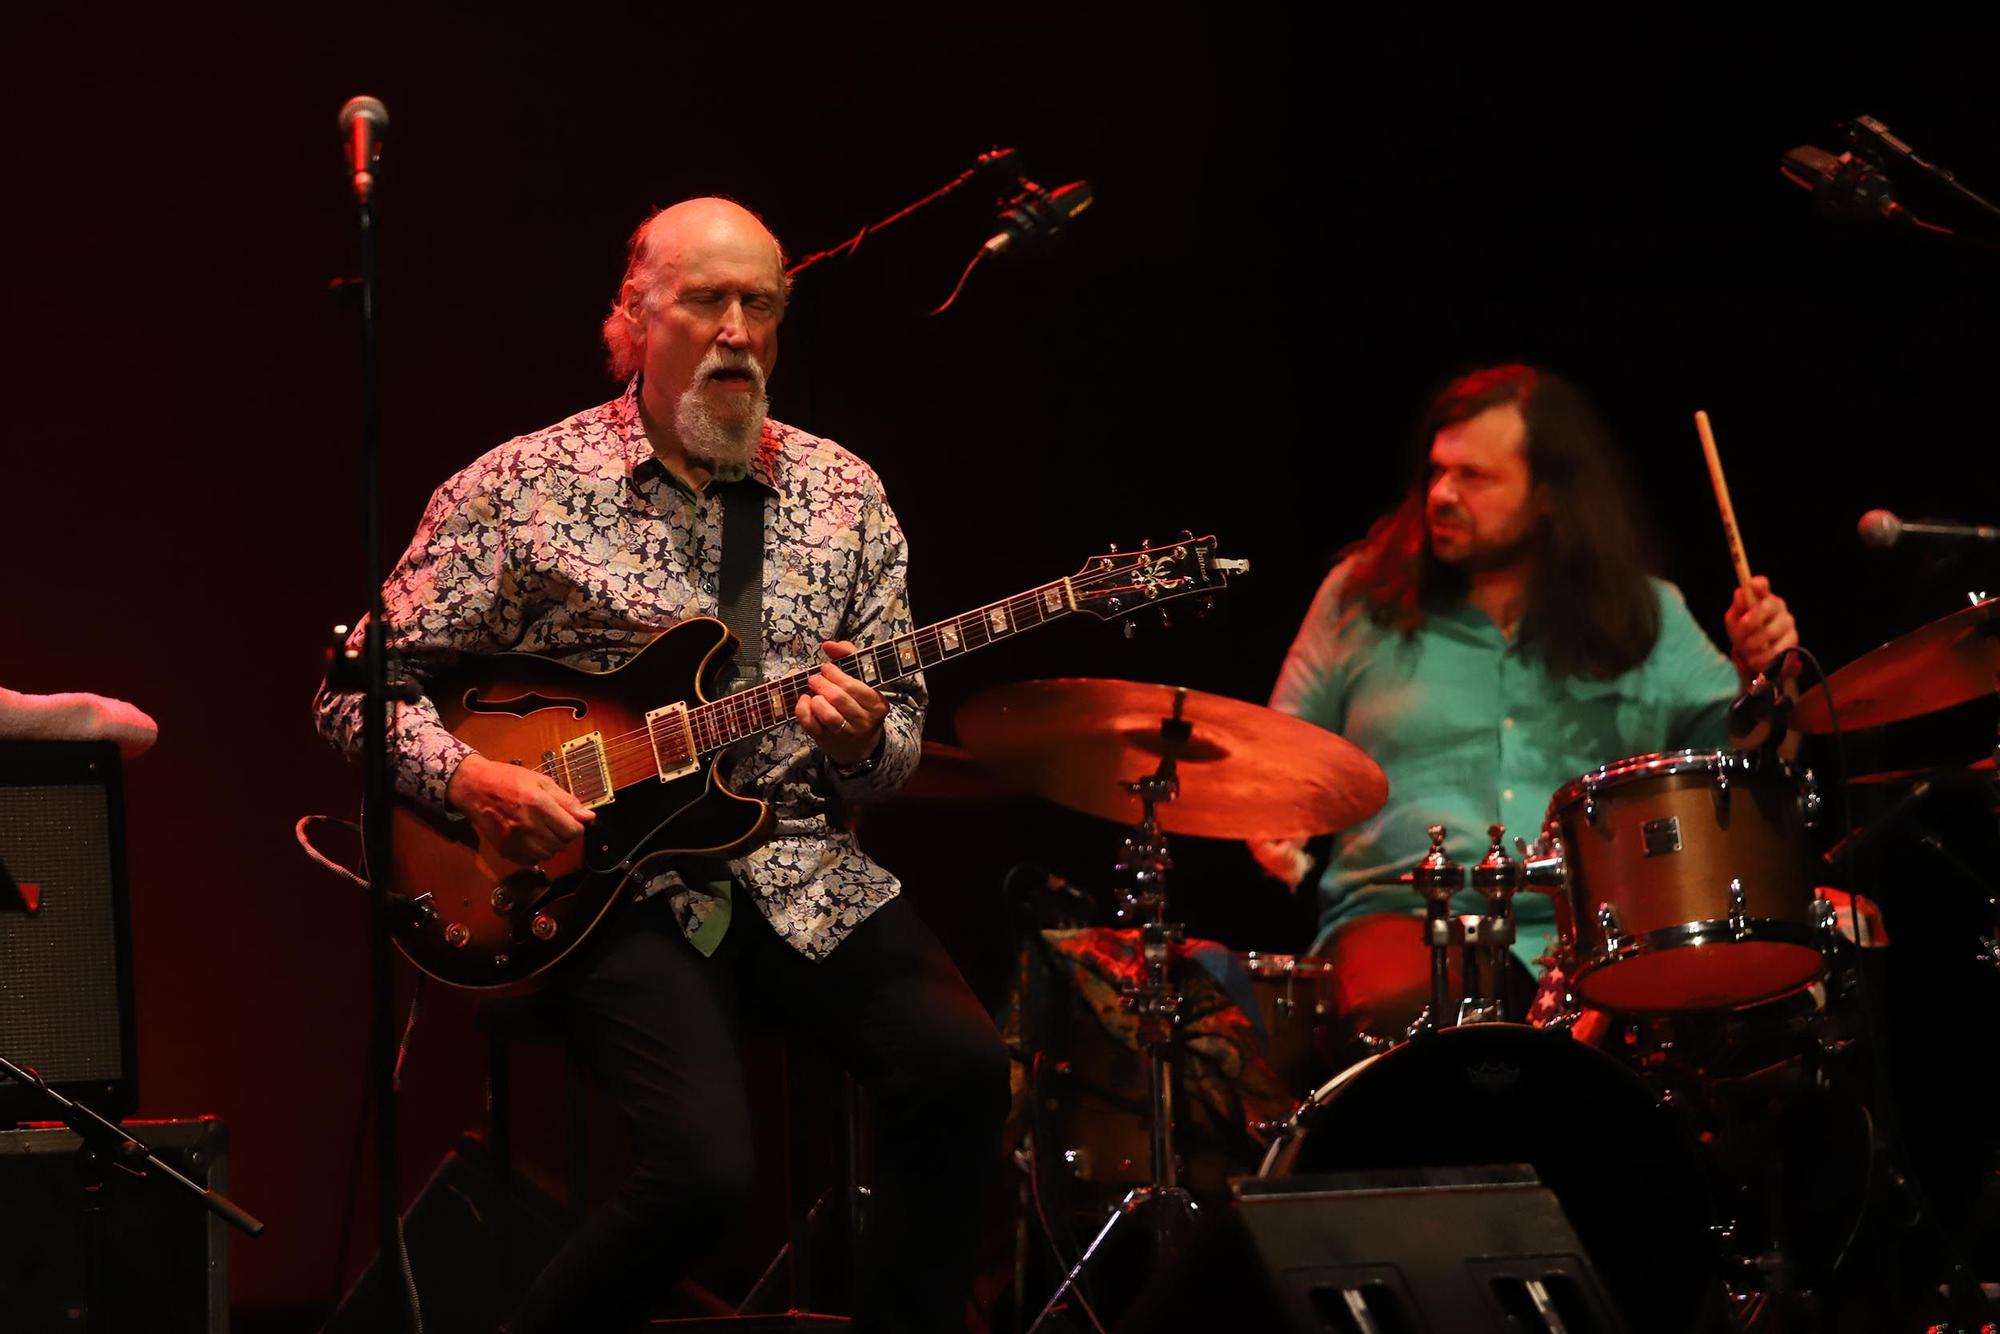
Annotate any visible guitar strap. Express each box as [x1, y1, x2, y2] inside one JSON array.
[[714, 477, 767, 691], [681, 476, 768, 957]]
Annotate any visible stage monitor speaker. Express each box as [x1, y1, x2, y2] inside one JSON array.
[[0, 1116, 229, 1334], [1122, 1166, 1629, 1334], [0, 740, 137, 1124], [322, 1134, 569, 1334]]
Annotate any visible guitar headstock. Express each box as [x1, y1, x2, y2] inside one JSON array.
[[1068, 532, 1247, 627]]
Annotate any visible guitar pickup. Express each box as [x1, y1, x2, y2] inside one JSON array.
[[559, 732, 616, 809], [645, 703, 702, 782]]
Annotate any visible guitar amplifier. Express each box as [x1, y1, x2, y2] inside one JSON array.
[[0, 740, 137, 1123], [0, 1116, 229, 1333]]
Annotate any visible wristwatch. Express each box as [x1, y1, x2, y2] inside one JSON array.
[[831, 737, 883, 779]]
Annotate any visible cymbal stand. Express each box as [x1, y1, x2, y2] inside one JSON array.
[[1028, 689, 1201, 1333]]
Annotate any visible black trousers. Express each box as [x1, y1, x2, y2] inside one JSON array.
[[509, 889, 1011, 1334]]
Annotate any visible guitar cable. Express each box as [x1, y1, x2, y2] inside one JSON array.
[[297, 811, 428, 1332]]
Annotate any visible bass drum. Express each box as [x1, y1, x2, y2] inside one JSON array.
[[1260, 1024, 1720, 1334]]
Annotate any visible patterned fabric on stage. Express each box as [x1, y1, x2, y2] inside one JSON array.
[[313, 379, 925, 960], [1000, 927, 1296, 1152]]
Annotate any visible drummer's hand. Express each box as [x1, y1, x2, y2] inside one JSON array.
[[1249, 836, 1313, 890], [1725, 576, 1800, 685]]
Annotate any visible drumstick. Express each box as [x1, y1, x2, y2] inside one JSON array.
[[1694, 409, 1759, 603]]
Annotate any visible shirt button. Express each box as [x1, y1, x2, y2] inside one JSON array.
[[1503, 717, 1516, 729], [1502, 788, 1516, 802]]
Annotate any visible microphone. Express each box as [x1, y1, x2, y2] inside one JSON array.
[[1858, 509, 2000, 548], [1780, 144, 1909, 225], [1728, 664, 1783, 733], [984, 178, 1095, 255], [338, 96, 390, 204]]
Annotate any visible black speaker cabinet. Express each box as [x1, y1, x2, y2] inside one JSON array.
[[1232, 1168, 1628, 1333], [0, 1116, 229, 1334], [0, 740, 137, 1123], [1123, 1166, 1629, 1334]]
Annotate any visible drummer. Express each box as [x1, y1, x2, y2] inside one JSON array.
[[1251, 364, 1798, 971]]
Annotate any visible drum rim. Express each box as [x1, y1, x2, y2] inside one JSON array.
[[1258, 1020, 1675, 1176], [1237, 950, 1341, 976], [1547, 746, 1809, 813], [1571, 916, 1828, 1011]]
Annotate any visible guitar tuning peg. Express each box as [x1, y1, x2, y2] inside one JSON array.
[[1122, 619, 1137, 640], [1178, 528, 1194, 543], [1158, 609, 1172, 629], [1107, 542, 1120, 554], [1195, 596, 1215, 618], [1139, 537, 1152, 550]]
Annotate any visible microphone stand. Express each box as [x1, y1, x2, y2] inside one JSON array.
[[328, 114, 417, 1331], [0, 1054, 262, 1331]]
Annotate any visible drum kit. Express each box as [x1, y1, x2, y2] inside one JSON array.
[[945, 595, 2000, 1332]]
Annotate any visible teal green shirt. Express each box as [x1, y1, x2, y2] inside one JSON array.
[[1271, 565, 1740, 970]]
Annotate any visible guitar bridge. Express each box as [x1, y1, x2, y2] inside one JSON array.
[[644, 703, 702, 782], [559, 732, 616, 809]]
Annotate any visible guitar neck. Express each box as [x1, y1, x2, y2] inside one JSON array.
[[683, 578, 1076, 756]]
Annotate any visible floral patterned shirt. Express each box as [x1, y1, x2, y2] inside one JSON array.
[[313, 381, 925, 960]]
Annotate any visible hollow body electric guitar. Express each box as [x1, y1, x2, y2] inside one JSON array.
[[386, 535, 1244, 988]]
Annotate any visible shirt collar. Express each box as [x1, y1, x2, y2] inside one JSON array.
[[614, 377, 785, 497]]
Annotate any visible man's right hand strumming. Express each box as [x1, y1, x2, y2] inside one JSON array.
[[447, 752, 596, 865]]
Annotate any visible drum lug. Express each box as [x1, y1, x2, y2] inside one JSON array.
[[1727, 878, 1749, 942], [1597, 902, 1627, 952], [1516, 830, 1570, 906], [1798, 768, 1822, 828], [1582, 776, 1600, 826], [1710, 754, 1731, 816], [1812, 893, 1838, 941]]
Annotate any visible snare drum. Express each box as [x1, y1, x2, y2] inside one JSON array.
[[1546, 749, 1823, 1012]]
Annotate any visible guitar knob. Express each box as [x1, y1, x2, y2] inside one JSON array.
[[444, 922, 472, 948], [491, 887, 515, 912], [531, 914, 559, 942]]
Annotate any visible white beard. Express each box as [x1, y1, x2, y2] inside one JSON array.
[[673, 349, 769, 482]]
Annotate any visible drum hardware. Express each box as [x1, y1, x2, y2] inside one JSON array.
[[1465, 826, 1523, 1025], [1025, 691, 1202, 1334], [958, 678, 1389, 1331], [1375, 823, 1467, 1036], [1369, 822, 1558, 1033]]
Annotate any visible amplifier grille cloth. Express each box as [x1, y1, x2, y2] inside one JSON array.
[[0, 785, 124, 1083]]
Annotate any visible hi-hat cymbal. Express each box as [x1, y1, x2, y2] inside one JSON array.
[[953, 678, 1387, 840], [1793, 597, 2000, 733]]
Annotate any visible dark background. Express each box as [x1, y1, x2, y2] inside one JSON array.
[[7, 3, 2000, 1320]]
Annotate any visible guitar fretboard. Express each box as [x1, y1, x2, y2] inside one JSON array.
[[685, 579, 1074, 755]]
